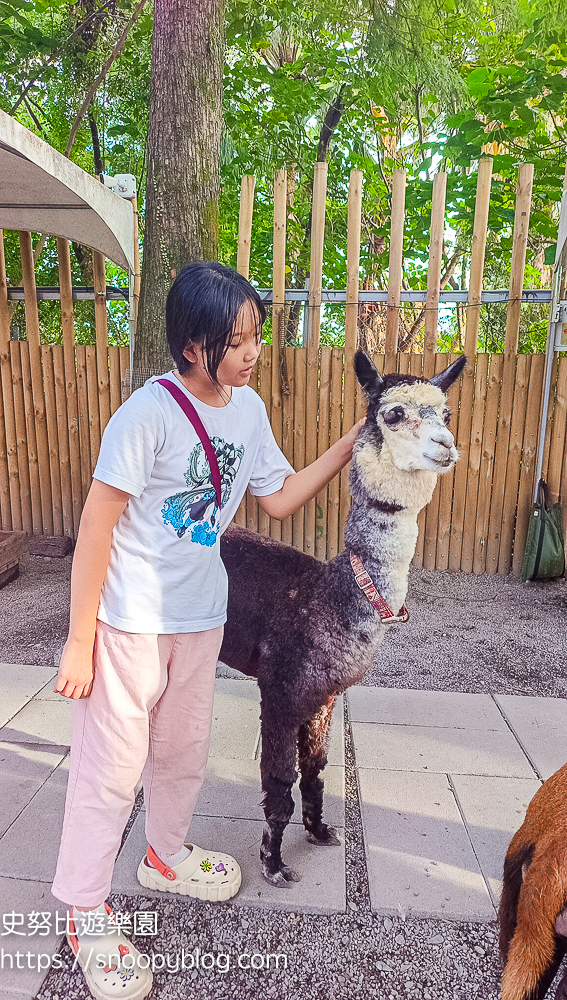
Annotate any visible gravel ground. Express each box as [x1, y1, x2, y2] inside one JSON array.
[[2, 553, 565, 998]]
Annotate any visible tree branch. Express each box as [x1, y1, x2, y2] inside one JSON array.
[[64, 0, 147, 158]]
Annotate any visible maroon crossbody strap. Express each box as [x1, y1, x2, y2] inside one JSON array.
[[157, 379, 222, 511]]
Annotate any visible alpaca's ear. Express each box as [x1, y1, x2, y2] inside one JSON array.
[[429, 355, 467, 393], [354, 350, 384, 397]]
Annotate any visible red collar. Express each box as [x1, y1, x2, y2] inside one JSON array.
[[350, 552, 410, 624]]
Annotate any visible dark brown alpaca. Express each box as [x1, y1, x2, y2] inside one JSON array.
[[219, 350, 466, 886], [500, 764, 567, 1000]]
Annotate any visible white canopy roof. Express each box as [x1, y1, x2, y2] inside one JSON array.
[[0, 109, 134, 272]]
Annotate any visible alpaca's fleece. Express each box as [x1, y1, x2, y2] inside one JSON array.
[[380, 381, 447, 408], [355, 441, 437, 513]]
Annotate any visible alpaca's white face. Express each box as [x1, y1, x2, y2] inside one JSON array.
[[377, 382, 458, 473]]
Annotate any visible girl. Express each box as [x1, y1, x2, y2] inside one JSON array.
[[51, 261, 364, 1000]]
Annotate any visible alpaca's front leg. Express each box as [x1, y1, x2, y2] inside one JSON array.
[[259, 711, 301, 888], [298, 695, 340, 847]]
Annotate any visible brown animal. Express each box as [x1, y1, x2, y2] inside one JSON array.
[[499, 763, 567, 1000]]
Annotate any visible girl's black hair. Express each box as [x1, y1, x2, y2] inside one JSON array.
[[166, 261, 266, 386]]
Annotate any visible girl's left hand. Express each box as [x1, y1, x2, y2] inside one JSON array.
[[341, 417, 366, 458]]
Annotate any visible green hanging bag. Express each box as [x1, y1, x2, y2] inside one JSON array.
[[520, 478, 565, 582]]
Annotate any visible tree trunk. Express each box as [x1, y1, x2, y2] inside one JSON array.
[[135, 0, 224, 371]]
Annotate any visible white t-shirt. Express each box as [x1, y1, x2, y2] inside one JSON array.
[[93, 371, 294, 633]]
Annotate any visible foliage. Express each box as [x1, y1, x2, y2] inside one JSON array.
[[0, 0, 566, 352]]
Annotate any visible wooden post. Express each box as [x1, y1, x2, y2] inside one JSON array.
[[52, 344, 74, 537], [19, 339, 42, 534], [315, 347, 331, 560], [485, 163, 533, 574], [20, 230, 52, 533], [304, 162, 327, 557], [270, 168, 287, 541], [130, 196, 141, 330], [237, 175, 255, 279], [0, 231, 18, 530], [449, 160, 492, 571], [57, 237, 82, 535], [10, 342, 32, 534], [93, 250, 111, 437], [423, 172, 447, 379], [385, 169, 406, 366], [75, 345, 91, 504], [340, 169, 363, 550], [305, 162, 327, 354], [466, 158, 492, 359], [42, 345, 63, 535]]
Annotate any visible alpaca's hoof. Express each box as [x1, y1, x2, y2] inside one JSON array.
[[262, 863, 301, 888], [306, 825, 341, 847]]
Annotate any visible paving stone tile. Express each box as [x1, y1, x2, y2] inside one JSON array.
[[357, 768, 495, 920], [0, 742, 66, 838], [348, 687, 506, 730], [450, 773, 542, 904], [191, 758, 344, 829], [0, 875, 64, 997], [0, 759, 69, 882], [351, 721, 536, 777], [494, 694, 567, 780], [0, 701, 72, 748], [0, 664, 57, 729], [33, 681, 62, 702], [209, 679, 260, 759], [112, 811, 346, 914]]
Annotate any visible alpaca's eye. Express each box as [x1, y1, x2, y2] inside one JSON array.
[[383, 406, 405, 426], [443, 409, 451, 426]]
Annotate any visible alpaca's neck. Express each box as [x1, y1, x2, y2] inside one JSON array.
[[344, 440, 437, 614]]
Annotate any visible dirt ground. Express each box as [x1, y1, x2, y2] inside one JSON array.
[[1, 550, 565, 699]]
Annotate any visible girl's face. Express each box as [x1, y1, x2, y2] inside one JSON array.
[[182, 300, 262, 391]]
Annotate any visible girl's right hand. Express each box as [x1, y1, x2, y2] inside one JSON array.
[[54, 640, 94, 700]]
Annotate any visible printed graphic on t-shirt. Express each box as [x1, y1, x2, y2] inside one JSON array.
[[161, 437, 244, 545]]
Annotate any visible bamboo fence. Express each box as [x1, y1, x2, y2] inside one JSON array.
[[0, 159, 565, 576]]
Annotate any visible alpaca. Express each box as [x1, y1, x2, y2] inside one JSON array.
[[499, 764, 567, 1000], [219, 350, 466, 887]]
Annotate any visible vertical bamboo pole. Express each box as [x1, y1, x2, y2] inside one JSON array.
[[109, 345, 121, 413], [0, 232, 17, 529], [486, 163, 533, 573], [20, 231, 52, 533], [304, 162, 327, 557], [449, 160, 492, 571], [86, 345, 101, 473], [93, 250, 111, 437], [435, 352, 460, 570], [233, 174, 257, 530], [460, 354, 489, 573], [281, 346, 294, 544], [256, 345, 272, 537], [423, 353, 446, 569], [10, 343, 32, 533], [497, 353, 531, 574], [327, 347, 343, 559], [409, 354, 426, 565], [75, 345, 91, 503], [315, 347, 331, 560], [473, 353, 503, 574], [52, 344, 73, 537], [237, 175, 255, 279], [423, 173, 447, 379], [42, 346, 63, 535], [19, 341, 42, 533], [385, 169, 406, 367], [270, 169, 287, 541], [292, 347, 306, 551], [57, 237, 82, 535], [340, 170, 363, 551], [512, 356, 544, 575]]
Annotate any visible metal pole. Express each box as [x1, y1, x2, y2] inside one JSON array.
[[533, 177, 567, 500]]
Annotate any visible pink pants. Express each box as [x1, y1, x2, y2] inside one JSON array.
[[51, 620, 224, 907]]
